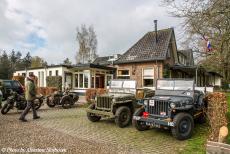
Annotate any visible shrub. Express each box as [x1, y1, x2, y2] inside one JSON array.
[[37, 87, 58, 96], [206, 92, 228, 141], [12, 76, 25, 86], [46, 76, 62, 90]]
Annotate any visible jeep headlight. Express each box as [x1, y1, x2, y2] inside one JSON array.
[[144, 100, 148, 106], [170, 102, 176, 108], [112, 98, 116, 103]]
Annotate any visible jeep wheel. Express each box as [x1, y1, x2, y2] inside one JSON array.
[[115, 106, 131, 128], [171, 113, 194, 140], [87, 104, 101, 122], [133, 108, 150, 131]]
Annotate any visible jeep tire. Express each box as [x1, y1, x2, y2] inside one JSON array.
[[171, 112, 194, 140], [115, 106, 131, 128], [87, 104, 101, 122], [133, 108, 150, 131]]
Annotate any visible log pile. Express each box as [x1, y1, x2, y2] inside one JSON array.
[[206, 92, 228, 142]]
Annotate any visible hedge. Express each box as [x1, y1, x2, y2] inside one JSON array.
[[37, 87, 58, 96], [12, 76, 25, 86], [46, 76, 62, 90]]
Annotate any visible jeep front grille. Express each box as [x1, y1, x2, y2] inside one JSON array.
[[148, 100, 169, 116], [96, 96, 112, 110]]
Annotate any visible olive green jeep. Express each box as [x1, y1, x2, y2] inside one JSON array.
[[86, 79, 154, 128]]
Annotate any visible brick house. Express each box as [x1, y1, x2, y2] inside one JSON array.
[[114, 28, 221, 89], [114, 28, 179, 89]]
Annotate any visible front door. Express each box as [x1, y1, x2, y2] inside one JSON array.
[[65, 72, 73, 89], [96, 74, 105, 88]]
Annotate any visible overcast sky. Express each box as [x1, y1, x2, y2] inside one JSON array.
[[0, 0, 183, 64]]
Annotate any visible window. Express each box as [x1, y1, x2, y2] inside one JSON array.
[[22, 73, 26, 77], [74, 72, 89, 88], [3, 81, 11, 88], [84, 73, 89, 88], [75, 74, 78, 87], [143, 68, 154, 87], [49, 71, 52, 76], [106, 75, 113, 86], [91, 76, 95, 88], [79, 74, 83, 88], [55, 70, 58, 76], [12, 81, 20, 88], [29, 72, 34, 76], [117, 69, 130, 79]]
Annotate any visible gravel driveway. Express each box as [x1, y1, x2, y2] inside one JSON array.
[[0, 104, 186, 154]]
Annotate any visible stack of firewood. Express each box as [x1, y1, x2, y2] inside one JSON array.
[[206, 92, 228, 142]]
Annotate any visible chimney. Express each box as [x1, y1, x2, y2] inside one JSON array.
[[154, 20, 158, 43]]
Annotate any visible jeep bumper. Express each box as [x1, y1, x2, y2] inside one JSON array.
[[86, 108, 114, 118], [133, 116, 175, 127]]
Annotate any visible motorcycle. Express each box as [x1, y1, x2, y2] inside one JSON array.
[[1, 91, 44, 115], [46, 90, 79, 109]]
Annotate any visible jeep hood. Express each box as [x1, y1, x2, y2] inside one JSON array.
[[153, 96, 192, 102], [99, 93, 135, 99]]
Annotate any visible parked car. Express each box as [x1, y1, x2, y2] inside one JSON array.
[[0, 80, 24, 100], [132, 79, 206, 140], [46, 90, 79, 109], [86, 79, 155, 128]]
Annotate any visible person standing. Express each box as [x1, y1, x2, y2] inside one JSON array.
[[0, 88, 2, 109], [19, 73, 40, 122]]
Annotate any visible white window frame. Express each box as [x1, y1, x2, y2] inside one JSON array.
[[142, 67, 154, 88], [117, 69, 130, 79], [74, 72, 90, 89]]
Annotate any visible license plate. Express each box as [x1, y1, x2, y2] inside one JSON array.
[[149, 100, 155, 106], [133, 116, 141, 120]]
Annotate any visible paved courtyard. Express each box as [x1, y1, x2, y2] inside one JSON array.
[[0, 104, 187, 154]]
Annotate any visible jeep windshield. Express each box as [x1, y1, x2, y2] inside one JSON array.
[[157, 80, 194, 91], [109, 80, 136, 94]]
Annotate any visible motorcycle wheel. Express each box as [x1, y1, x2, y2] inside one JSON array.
[[46, 96, 56, 108], [61, 96, 73, 109], [34, 99, 42, 110], [1, 103, 11, 115]]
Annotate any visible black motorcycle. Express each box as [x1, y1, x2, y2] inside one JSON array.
[[46, 90, 79, 109], [1, 91, 44, 115]]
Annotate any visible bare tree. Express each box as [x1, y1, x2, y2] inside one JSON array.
[[162, 0, 230, 82], [76, 25, 98, 64]]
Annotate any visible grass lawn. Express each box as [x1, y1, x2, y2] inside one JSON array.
[[181, 92, 230, 154]]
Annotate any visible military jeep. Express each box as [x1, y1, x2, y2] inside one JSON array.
[[86, 79, 154, 128], [133, 79, 206, 140]]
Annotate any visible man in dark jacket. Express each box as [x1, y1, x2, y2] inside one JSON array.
[[19, 73, 40, 122]]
